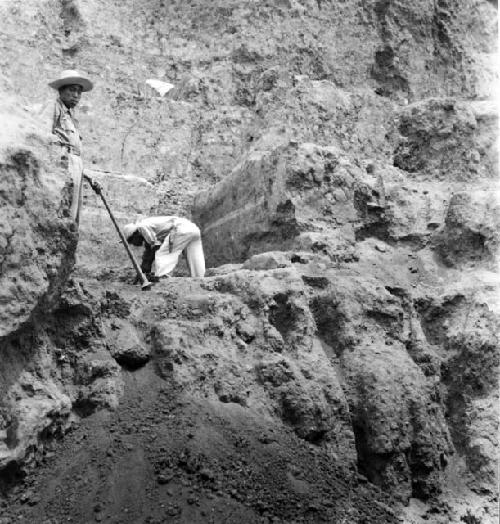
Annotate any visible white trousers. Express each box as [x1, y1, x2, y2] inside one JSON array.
[[68, 153, 84, 224], [152, 218, 206, 277]]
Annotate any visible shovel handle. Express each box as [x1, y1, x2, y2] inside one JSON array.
[[85, 173, 152, 290]]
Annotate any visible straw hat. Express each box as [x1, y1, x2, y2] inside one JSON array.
[[48, 70, 93, 92]]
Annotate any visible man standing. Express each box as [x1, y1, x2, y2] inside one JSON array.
[[123, 216, 206, 279], [44, 69, 94, 224]]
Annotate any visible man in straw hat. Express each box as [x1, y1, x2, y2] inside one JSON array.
[[123, 216, 206, 280], [43, 69, 96, 224]]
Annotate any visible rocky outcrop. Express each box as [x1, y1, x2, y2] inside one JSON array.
[[394, 98, 498, 180], [0, 282, 124, 483], [0, 96, 83, 480], [103, 317, 150, 369], [0, 97, 77, 338], [415, 284, 499, 493], [434, 190, 499, 269], [190, 100, 498, 515], [147, 269, 356, 461], [308, 261, 453, 501], [192, 139, 374, 267], [0, 101, 142, 482], [192, 134, 487, 267]]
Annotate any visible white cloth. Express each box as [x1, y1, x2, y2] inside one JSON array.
[[133, 216, 178, 247], [132, 217, 205, 277], [68, 153, 83, 223]]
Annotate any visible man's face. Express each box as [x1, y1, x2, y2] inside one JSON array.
[[59, 84, 83, 109]]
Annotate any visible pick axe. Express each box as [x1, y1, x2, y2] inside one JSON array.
[[83, 172, 152, 290]]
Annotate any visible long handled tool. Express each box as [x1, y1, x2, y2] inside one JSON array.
[[84, 172, 152, 290]]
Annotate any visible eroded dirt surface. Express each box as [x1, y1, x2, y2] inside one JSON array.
[[2, 365, 398, 524]]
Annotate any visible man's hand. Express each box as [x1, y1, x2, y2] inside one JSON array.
[[83, 173, 102, 193]]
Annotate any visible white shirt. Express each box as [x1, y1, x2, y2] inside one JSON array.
[[135, 216, 181, 246]]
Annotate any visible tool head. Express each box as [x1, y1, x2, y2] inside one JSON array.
[[141, 280, 153, 291]]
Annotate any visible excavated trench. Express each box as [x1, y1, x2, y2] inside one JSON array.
[[1, 0, 498, 523]]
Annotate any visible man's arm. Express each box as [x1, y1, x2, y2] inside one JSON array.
[[38, 100, 71, 144]]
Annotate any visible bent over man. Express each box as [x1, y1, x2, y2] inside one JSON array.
[[42, 69, 94, 223], [123, 216, 206, 279]]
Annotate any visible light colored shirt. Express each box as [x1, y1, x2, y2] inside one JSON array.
[[39, 98, 82, 155], [135, 216, 180, 247]]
